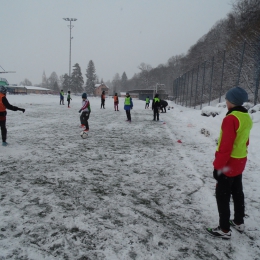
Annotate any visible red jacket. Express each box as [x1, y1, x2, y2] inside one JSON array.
[[213, 107, 251, 177]]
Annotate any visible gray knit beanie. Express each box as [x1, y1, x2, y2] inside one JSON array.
[[225, 87, 248, 106]]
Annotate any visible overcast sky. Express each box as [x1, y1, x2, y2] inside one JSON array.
[[1, 0, 233, 85]]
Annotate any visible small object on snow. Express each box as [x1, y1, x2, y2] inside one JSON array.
[[201, 128, 210, 137], [187, 123, 195, 127], [80, 131, 88, 139], [177, 140, 182, 143], [163, 122, 166, 124]]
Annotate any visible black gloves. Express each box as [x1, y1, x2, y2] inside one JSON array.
[[79, 109, 82, 113], [213, 169, 222, 181], [19, 108, 25, 113]]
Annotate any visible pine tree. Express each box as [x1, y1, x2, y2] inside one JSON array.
[[121, 72, 128, 91], [53, 81, 60, 93], [42, 71, 48, 88], [85, 60, 96, 95], [62, 73, 71, 93], [71, 63, 84, 93], [48, 72, 59, 90]]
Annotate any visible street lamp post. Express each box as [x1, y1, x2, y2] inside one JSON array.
[[63, 18, 77, 78]]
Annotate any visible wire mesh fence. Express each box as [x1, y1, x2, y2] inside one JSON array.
[[173, 39, 260, 108]]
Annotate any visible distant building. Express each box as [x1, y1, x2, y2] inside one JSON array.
[[6, 85, 52, 94], [94, 83, 109, 97]]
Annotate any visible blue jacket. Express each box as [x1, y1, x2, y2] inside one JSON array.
[[124, 96, 133, 110]]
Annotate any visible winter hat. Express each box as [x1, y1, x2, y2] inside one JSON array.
[[82, 93, 87, 99], [225, 87, 248, 106]]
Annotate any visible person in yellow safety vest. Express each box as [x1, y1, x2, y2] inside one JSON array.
[[0, 86, 25, 146], [145, 96, 150, 109], [206, 86, 253, 239], [152, 93, 161, 121], [124, 92, 133, 122]]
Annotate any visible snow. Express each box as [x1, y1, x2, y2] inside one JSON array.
[[0, 94, 260, 259]]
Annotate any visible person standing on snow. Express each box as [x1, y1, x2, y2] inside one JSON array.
[[152, 93, 161, 121], [60, 89, 64, 105], [79, 93, 91, 132], [206, 87, 253, 239], [0, 86, 25, 146], [67, 91, 72, 108], [114, 93, 119, 111], [124, 92, 133, 122], [101, 91, 105, 109], [145, 96, 150, 109]]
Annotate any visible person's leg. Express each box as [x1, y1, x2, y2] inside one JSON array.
[[0, 120, 7, 142], [80, 113, 84, 125], [232, 174, 245, 224], [126, 110, 131, 121], [155, 108, 159, 120], [216, 175, 232, 231], [153, 109, 156, 120]]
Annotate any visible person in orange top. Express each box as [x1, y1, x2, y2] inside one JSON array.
[[114, 93, 119, 111], [0, 86, 25, 146], [101, 91, 105, 109]]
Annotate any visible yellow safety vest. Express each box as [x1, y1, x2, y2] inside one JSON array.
[[217, 111, 253, 158]]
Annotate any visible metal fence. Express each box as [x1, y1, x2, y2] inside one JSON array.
[[173, 39, 260, 108]]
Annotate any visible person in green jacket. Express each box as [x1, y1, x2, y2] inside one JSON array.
[[145, 96, 150, 109], [60, 90, 64, 105]]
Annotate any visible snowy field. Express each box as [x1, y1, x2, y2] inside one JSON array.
[[0, 94, 260, 260]]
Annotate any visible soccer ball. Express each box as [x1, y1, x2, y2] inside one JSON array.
[[80, 131, 88, 139]]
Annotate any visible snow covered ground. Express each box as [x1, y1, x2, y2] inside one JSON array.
[[0, 94, 260, 260]]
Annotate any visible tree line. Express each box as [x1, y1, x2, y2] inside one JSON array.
[[21, 0, 260, 101]]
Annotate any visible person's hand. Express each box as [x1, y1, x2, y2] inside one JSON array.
[[213, 169, 222, 180], [21, 109, 25, 113], [79, 109, 82, 113]]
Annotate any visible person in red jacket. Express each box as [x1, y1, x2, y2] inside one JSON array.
[[0, 86, 25, 146], [206, 86, 253, 239], [114, 93, 119, 111]]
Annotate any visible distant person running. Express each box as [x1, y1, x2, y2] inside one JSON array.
[[67, 91, 72, 108], [114, 93, 119, 111], [0, 86, 25, 146], [145, 96, 150, 109], [101, 91, 105, 109], [152, 93, 161, 121], [124, 92, 133, 122], [60, 90, 64, 105], [79, 93, 91, 132]]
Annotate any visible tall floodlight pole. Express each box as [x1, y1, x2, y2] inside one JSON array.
[[63, 18, 77, 78]]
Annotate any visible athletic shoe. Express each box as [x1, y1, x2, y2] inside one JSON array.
[[83, 129, 89, 132], [205, 226, 231, 239], [2, 142, 8, 146], [80, 124, 85, 128], [229, 220, 245, 232]]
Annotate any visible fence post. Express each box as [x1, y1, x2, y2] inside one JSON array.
[[219, 50, 226, 103], [254, 41, 260, 105], [236, 40, 246, 86], [182, 73, 187, 106], [194, 64, 200, 109], [200, 61, 206, 109], [208, 56, 214, 106], [186, 70, 190, 107], [190, 68, 194, 107]]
